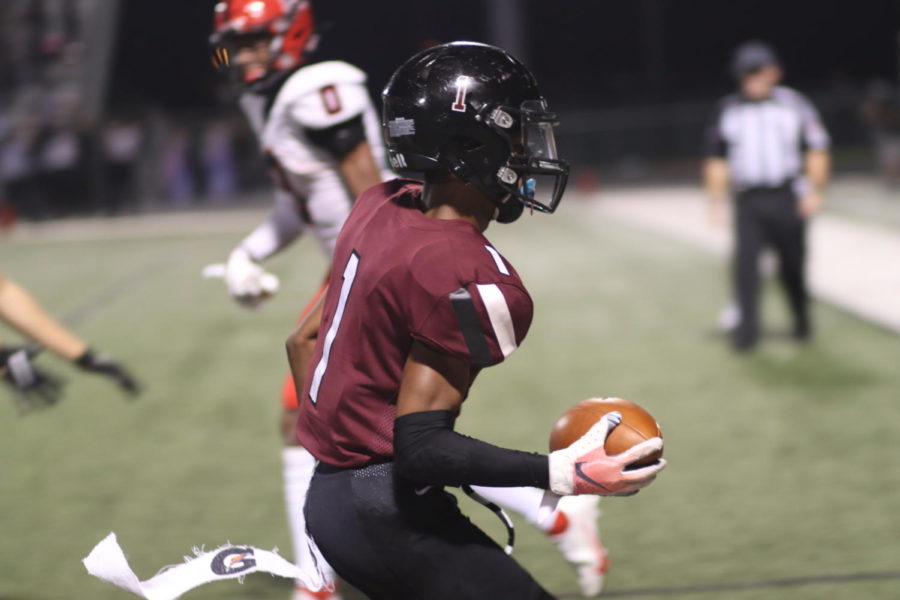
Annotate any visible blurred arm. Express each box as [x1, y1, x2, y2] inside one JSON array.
[[239, 191, 305, 262], [0, 273, 141, 396], [703, 157, 730, 227], [221, 191, 299, 309], [798, 94, 831, 218], [0, 273, 86, 360], [799, 149, 831, 217], [337, 140, 383, 200], [702, 100, 730, 228], [285, 292, 327, 406]]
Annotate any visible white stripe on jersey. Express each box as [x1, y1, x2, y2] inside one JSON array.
[[484, 245, 510, 276], [309, 252, 360, 403], [476, 283, 517, 358]]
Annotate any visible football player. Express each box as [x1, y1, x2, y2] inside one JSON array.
[[211, 4, 614, 598], [289, 42, 666, 599], [209, 1, 386, 598], [0, 271, 140, 411]]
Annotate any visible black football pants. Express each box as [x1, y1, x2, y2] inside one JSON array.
[[306, 462, 556, 600], [732, 185, 810, 350]]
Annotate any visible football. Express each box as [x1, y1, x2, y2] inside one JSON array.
[[549, 397, 663, 467]]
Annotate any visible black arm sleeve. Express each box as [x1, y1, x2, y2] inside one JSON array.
[[394, 410, 550, 489], [304, 114, 367, 160]]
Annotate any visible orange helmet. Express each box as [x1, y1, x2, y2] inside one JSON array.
[[211, 0, 316, 83]]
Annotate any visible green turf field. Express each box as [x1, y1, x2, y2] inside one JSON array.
[[2, 203, 899, 600]]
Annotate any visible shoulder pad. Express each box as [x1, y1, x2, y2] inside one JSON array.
[[773, 86, 806, 104], [279, 61, 373, 130], [280, 61, 367, 98]]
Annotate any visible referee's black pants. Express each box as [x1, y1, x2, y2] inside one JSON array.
[[306, 461, 555, 600], [732, 185, 810, 350]]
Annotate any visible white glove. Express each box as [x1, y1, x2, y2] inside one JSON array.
[[220, 247, 280, 309], [548, 411, 666, 496]]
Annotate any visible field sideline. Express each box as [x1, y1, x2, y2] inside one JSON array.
[[1, 200, 899, 600]]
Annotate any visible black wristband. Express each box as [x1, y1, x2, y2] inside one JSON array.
[[74, 349, 95, 368], [394, 410, 550, 489]]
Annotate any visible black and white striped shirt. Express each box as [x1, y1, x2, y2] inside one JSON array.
[[705, 86, 830, 189]]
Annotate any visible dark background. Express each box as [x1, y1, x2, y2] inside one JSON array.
[[111, 0, 900, 110], [2, 0, 897, 220]]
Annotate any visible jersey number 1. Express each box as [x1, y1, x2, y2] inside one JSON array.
[[308, 251, 360, 405]]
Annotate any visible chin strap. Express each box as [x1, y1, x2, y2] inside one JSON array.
[[495, 197, 524, 223], [462, 485, 516, 555], [439, 142, 525, 224], [442, 141, 476, 183]]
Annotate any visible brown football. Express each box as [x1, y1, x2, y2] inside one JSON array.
[[549, 397, 663, 467]]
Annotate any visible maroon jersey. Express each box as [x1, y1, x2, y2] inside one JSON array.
[[296, 179, 534, 467]]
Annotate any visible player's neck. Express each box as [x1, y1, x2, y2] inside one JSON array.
[[423, 177, 495, 232]]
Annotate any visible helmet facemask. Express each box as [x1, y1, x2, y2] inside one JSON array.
[[212, 31, 276, 85], [489, 99, 568, 216], [448, 99, 568, 221], [210, 0, 317, 91]]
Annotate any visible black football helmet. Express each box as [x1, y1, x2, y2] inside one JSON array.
[[382, 41, 568, 223]]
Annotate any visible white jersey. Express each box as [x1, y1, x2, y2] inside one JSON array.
[[238, 60, 390, 260]]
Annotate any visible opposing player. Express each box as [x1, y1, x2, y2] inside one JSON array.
[[0, 271, 140, 410], [290, 42, 666, 599], [209, 1, 387, 597]]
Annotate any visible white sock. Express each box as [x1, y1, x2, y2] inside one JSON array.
[[470, 486, 558, 531], [282, 446, 335, 587]]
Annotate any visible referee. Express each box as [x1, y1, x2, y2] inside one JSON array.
[[703, 41, 831, 351]]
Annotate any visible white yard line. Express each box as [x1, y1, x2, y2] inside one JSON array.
[[584, 185, 900, 334]]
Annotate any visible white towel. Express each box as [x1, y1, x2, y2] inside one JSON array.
[[83, 532, 328, 600]]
